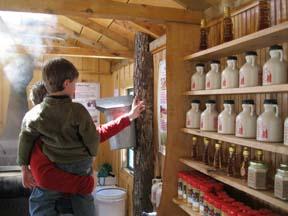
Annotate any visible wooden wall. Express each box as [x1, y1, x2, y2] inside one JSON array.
[[111, 62, 134, 216]]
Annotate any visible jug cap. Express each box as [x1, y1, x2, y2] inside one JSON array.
[[263, 99, 277, 104], [224, 100, 234, 104], [245, 51, 257, 56], [195, 63, 205, 67], [242, 99, 254, 104], [210, 60, 220, 64], [227, 56, 237, 61], [192, 99, 200, 104], [206, 99, 216, 104], [269, 44, 283, 51]]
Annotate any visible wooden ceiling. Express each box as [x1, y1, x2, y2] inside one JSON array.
[[0, 0, 250, 60]]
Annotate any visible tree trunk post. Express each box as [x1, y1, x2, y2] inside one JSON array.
[[133, 32, 154, 216]]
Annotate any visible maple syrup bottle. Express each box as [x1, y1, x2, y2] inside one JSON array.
[[203, 138, 210, 165], [213, 141, 222, 169], [199, 18, 208, 50], [240, 147, 250, 179], [222, 6, 233, 42], [258, 0, 271, 30], [191, 136, 198, 159], [227, 146, 236, 176]]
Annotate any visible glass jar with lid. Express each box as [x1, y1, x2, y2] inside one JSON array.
[[274, 164, 288, 200], [248, 161, 268, 190]]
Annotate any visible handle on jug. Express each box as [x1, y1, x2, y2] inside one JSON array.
[[279, 50, 284, 62], [250, 104, 254, 116], [274, 105, 279, 117]]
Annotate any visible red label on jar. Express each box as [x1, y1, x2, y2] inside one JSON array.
[[240, 76, 244, 85], [238, 124, 243, 135], [206, 81, 210, 88], [214, 117, 218, 129], [192, 82, 195, 89], [264, 69, 272, 83], [218, 121, 222, 131], [262, 128, 268, 139], [223, 79, 226, 87]]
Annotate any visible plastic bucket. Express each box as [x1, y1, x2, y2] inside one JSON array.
[[94, 187, 126, 216]]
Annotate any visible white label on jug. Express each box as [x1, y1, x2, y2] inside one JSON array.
[[192, 82, 195, 89], [223, 79, 226, 87], [258, 124, 269, 139], [263, 68, 272, 83], [240, 75, 245, 86]]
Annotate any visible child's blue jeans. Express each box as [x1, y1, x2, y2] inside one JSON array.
[[29, 158, 95, 216]]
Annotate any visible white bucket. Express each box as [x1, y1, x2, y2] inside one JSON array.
[[94, 187, 126, 216]]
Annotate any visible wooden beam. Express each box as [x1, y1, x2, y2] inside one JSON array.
[[0, 0, 203, 24], [129, 21, 165, 38], [68, 17, 133, 49], [8, 45, 133, 59]]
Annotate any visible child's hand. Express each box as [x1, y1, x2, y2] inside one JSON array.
[[21, 166, 36, 189], [128, 96, 145, 121]]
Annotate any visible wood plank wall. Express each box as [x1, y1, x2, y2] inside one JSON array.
[[187, 0, 288, 210], [112, 62, 134, 216]]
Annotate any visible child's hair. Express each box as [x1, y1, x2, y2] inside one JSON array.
[[42, 58, 79, 93], [30, 81, 48, 105]]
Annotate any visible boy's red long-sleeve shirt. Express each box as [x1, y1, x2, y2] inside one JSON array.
[[30, 115, 131, 195]]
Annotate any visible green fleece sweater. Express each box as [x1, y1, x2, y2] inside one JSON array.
[[17, 96, 100, 165]]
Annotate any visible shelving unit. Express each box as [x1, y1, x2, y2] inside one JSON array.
[[181, 128, 288, 155], [184, 84, 288, 96], [172, 198, 201, 216], [184, 21, 288, 62], [179, 158, 288, 213]]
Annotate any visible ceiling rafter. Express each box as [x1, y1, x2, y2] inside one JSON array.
[[128, 21, 165, 38], [0, 0, 202, 24], [68, 17, 133, 49]]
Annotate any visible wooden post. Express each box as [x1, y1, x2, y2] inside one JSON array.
[[133, 32, 154, 216]]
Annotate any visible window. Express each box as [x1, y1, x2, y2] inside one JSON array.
[[126, 88, 134, 170]]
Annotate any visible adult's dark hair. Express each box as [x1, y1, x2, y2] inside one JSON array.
[[42, 58, 79, 93]]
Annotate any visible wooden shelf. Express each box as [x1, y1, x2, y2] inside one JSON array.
[[184, 22, 288, 62], [181, 128, 288, 155], [172, 198, 200, 216], [179, 158, 288, 212], [184, 84, 288, 96]]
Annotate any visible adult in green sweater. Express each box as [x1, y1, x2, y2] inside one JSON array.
[[18, 58, 144, 216]]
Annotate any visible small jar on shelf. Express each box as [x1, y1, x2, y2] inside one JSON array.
[[222, 6, 234, 42], [236, 100, 257, 139], [191, 63, 205, 90], [263, 45, 287, 85], [201, 100, 218, 132], [221, 56, 239, 89], [202, 138, 211, 165], [213, 141, 223, 169], [256, 99, 283, 142], [274, 164, 288, 200], [186, 99, 201, 129], [218, 100, 236, 135], [239, 51, 260, 88], [227, 145, 237, 177], [206, 60, 221, 90], [248, 161, 268, 190], [199, 18, 208, 51], [191, 136, 198, 160], [240, 147, 250, 179]]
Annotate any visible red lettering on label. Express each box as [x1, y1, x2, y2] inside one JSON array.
[[214, 117, 218, 129], [262, 128, 268, 139], [240, 76, 244, 85], [239, 124, 243, 135]]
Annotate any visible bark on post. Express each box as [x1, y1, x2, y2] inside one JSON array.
[[133, 32, 154, 216]]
